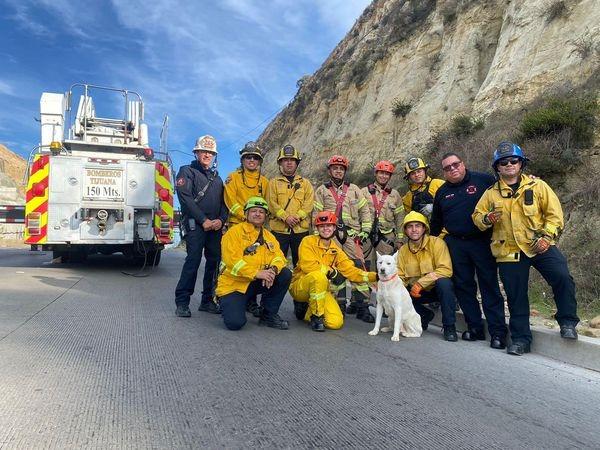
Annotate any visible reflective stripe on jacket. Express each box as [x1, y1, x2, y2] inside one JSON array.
[[313, 182, 372, 233], [472, 174, 564, 260], [292, 235, 377, 285], [216, 222, 287, 297], [397, 235, 453, 290], [224, 169, 269, 225], [267, 175, 314, 234]]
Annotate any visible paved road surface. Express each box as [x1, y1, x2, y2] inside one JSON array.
[[0, 248, 598, 449]]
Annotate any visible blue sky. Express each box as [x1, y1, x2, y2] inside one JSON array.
[[0, 0, 370, 176]]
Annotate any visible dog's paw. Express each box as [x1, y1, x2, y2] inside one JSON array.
[[391, 335, 400, 342], [402, 332, 421, 338], [368, 330, 379, 336], [380, 326, 391, 333]]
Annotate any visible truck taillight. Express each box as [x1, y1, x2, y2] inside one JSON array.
[[143, 148, 154, 160], [158, 188, 169, 201], [159, 214, 171, 236], [27, 212, 41, 235], [32, 182, 46, 197]]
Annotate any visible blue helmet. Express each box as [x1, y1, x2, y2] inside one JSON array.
[[492, 141, 529, 169]]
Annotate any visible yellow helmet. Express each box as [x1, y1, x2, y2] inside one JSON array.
[[402, 211, 429, 233], [404, 157, 429, 179], [277, 144, 301, 162]]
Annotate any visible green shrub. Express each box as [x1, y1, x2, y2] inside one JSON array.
[[351, 56, 371, 88], [391, 99, 412, 118], [450, 115, 485, 137], [519, 97, 598, 147]]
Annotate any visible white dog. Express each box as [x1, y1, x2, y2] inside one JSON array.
[[368, 252, 423, 341]]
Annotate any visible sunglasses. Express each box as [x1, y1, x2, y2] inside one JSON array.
[[243, 155, 261, 161], [442, 161, 462, 172], [498, 157, 521, 166]]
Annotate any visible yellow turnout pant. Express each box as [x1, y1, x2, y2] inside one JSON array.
[[289, 271, 344, 330]]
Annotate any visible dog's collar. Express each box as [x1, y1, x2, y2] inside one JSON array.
[[379, 273, 398, 282]]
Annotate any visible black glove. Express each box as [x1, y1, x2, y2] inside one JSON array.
[[327, 268, 338, 280]]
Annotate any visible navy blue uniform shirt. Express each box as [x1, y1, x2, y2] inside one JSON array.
[[175, 160, 227, 225], [430, 170, 495, 238]]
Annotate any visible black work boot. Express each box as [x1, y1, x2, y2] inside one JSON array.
[[175, 305, 191, 318], [356, 302, 375, 323], [560, 325, 578, 340], [443, 325, 458, 342], [462, 327, 485, 341], [490, 334, 507, 349], [507, 341, 531, 356], [258, 313, 289, 330], [247, 296, 262, 318], [310, 314, 325, 332], [420, 308, 435, 330], [293, 301, 309, 320], [198, 300, 221, 314]]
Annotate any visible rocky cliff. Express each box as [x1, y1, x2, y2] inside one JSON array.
[[257, 0, 599, 180], [0, 144, 26, 205]]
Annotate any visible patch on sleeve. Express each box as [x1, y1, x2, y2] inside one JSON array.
[[224, 175, 232, 185], [176, 177, 186, 187]]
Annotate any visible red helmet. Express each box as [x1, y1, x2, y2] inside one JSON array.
[[327, 155, 349, 169], [314, 211, 337, 226], [374, 160, 395, 174]]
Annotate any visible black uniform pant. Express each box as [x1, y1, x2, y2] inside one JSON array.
[[445, 235, 507, 337], [174, 228, 221, 307], [220, 268, 292, 330], [272, 231, 308, 267], [498, 247, 578, 344], [412, 278, 457, 327]]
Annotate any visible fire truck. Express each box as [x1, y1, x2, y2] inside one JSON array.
[[24, 84, 174, 265]]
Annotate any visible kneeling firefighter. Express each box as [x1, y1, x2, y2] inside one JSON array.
[[216, 196, 291, 331], [289, 211, 378, 331]]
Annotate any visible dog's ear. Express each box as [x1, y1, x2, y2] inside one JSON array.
[[376, 251, 382, 259], [392, 251, 398, 261]]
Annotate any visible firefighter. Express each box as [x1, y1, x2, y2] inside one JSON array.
[[267, 144, 314, 267], [289, 211, 378, 331], [174, 135, 227, 318], [397, 211, 458, 341], [401, 157, 445, 220], [430, 152, 508, 349], [361, 160, 404, 263], [224, 141, 269, 227], [216, 196, 291, 331], [473, 142, 579, 356], [313, 155, 374, 323], [224, 141, 269, 317]]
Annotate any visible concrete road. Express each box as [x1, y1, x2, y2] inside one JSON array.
[[0, 248, 598, 449]]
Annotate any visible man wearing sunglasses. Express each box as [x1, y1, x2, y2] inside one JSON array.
[[473, 142, 579, 356], [224, 141, 269, 317], [174, 135, 227, 318], [429, 153, 508, 349]]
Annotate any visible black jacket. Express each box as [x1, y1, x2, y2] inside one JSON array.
[[175, 160, 227, 225], [430, 170, 495, 238]]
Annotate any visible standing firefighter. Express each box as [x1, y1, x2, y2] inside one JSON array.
[[402, 157, 445, 220], [290, 211, 378, 331], [267, 144, 314, 267], [216, 197, 291, 331], [224, 141, 269, 317], [361, 160, 404, 262], [174, 135, 227, 317], [313, 155, 374, 323], [473, 142, 579, 356]]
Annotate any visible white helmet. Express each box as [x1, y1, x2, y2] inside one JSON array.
[[193, 135, 217, 154]]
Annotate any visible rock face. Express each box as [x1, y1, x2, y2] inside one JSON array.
[[0, 144, 26, 205], [257, 0, 599, 179]]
